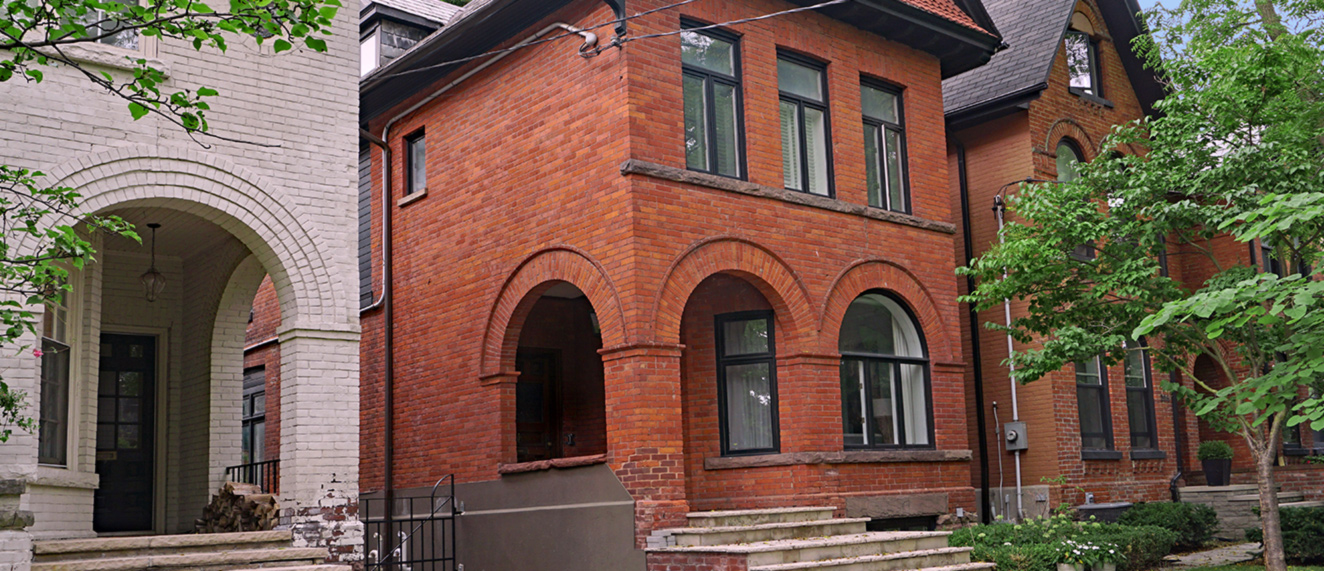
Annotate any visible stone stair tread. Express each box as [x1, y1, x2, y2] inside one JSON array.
[[912, 563, 997, 571], [228, 566, 352, 571], [662, 518, 871, 535], [648, 531, 951, 553], [688, 507, 837, 519], [748, 547, 975, 570], [31, 547, 327, 571], [1282, 500, 1324, 508], [1229, 492, 1304, 502], [34, 531, 293, 554]]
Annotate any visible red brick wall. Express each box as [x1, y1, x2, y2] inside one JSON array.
[[646, 552, 748, 571], [244, 276, 282, 464], [362, 0, 975, 539]]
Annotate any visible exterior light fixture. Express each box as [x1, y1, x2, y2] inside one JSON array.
[[140, 223, 165, 302]]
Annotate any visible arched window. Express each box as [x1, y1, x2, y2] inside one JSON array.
[[1056, 139, 1084, 182], [839, 292, 931, 448]]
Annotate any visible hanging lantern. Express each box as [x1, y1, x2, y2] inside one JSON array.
[[140, 223, 165, 302]]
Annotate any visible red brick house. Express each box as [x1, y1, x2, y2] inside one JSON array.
[[357, 0, 1000, 567], [947, 0, 1323, 523]]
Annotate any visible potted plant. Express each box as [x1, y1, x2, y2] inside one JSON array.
[[1198, 441, 1234, 486], [1055, 539, 1123, 571]]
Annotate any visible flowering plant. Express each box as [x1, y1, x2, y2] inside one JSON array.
[[1055, 539, 1122, 566]]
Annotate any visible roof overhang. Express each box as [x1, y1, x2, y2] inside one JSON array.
[[945, 82, 1042, 131], [361, 0, 1002, 125], [1096, 0, 1163, 117]]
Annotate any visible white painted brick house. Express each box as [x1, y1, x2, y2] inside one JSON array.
[[0, 4, 361, 568]]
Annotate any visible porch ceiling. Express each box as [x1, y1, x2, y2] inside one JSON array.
[[101, 207, 245, 259]]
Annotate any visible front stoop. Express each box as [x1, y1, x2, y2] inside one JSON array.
[[32, 530, 350, 571], [645, 506, 994, 571]]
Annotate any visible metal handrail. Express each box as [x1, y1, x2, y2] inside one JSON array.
[[368, 474, 458, 570], [225, 459, 280, 494]]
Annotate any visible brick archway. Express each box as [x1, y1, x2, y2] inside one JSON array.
[[480, 247, 626, 378], [650, 237, 815, 348], [819, 259, 954, 362]]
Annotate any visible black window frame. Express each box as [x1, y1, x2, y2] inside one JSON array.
[[777, 50, 834, 198], [680, 19, 746, 180], [714, 310, 779, 457], [404, 129, 426, 196], [1056, 139, 1096, 261], [1065, 30, 1103, 99], [839, 291, 934, 450], [241, 367, 267, 465], [860, 78, 910, 214], [1076, 355, 1119, 459], [1123, 339, 1160, 454]]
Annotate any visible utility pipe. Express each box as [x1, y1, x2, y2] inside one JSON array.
[[361, 21, 599, 524], [993, 195, 1024, 521]]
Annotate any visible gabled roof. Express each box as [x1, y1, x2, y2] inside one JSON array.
[[361, 0, 1003, 125], [942, 0, 1162, 126], [360, 0, 461, 26]]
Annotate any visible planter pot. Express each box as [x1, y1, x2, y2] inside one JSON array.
[[1202, 458, 1233, 486], [1058, 564, 1116, 571]]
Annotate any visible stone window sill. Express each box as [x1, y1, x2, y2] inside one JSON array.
[[56, 43, 170, 77], [1082, 449, 1124, 461], [498, 453, 607, 475], [621, 160, 956, 235], [704, 449, 971, 471], [34, 465, 100, 489], [1069, 89, 1114, 108], [397, 188, 427, 207], [1130, 449, 1167, 460]]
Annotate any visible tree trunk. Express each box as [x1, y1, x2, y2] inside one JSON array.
[[1256, 450, 1288, 571]]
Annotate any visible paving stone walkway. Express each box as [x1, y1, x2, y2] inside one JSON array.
[[1165, 542, 1260, 567]]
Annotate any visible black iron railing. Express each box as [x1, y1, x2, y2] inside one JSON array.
[[363, 475, 458, 571], [225, 459, 280, 494]]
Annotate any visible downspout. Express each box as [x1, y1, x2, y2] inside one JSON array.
[[993, 195, 1024, 521], [956, 141, 993, 523], [362, 23, 599, 529]]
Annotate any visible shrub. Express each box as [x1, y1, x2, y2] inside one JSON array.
[[1197, 440, 1234, 460], [1246, 506, 1324, 564], [1118, 502, 1218, 550], [950, 515, 1178, 571]]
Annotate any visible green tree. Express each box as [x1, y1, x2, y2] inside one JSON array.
[[0, 0, 340, 440], [960, 1, 1324, 570]]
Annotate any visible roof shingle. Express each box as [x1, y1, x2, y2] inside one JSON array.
[[942, 0, 1074, 115], [361, 0, 461, 25]]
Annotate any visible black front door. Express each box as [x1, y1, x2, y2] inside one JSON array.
[[515, 350, 560, 463], [94, 334, 156, 533]]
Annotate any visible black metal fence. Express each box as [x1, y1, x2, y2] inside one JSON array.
[[362, 475, 458, 571], [225, 459, 280, 494]]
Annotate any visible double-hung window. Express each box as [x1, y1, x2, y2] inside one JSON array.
[[361, 28, 381, 76], [681, 23, 742, 178], [715, 311, 778, 455], [778, 54, 831, 196], [241, 367, 266, 465], [839, 292, 931, 448], [1064, 30, 1100, 98], [39, 294, 72, 466], [1123, 340, 1159, 452], [84, 0, 139, 50], [404, 130, 426, 196], [1057, 140, 1096, 260], [1076, 356, 1115, 456], [861, 81, 908, 213]]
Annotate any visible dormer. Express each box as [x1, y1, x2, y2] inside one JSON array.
[[360, 0, 460, 76]]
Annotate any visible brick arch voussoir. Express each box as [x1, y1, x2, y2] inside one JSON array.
[[30, 147, 346, 330], [481, 247, 626, 378], [819, 260, 954, 362], [651, 237, 816, 348]]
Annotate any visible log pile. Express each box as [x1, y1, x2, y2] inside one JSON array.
[[195, 481, 279, 533]]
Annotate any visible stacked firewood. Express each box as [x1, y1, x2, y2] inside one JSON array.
[[195, 481, 279, 533]]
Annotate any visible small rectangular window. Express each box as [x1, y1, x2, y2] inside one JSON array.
[[1123, 341, 1158, 450], [681, 23, 743, 179], [360, 29, 380, 77], [861, 81, 908, 213], [86, 0, 140, 50], [715, 311, 778, 456], [405, 131, 426, 196], [1065, 31, 1099, 97], [778, 54, 831, 196], [39, 295, 71, 466], [1075, 356, 1114, 452]]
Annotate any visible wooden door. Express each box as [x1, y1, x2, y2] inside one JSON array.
[[515, 350, 560, 463], [94, 334, 156, 533]]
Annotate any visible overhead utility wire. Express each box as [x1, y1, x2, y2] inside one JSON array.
[[378, 0, 849, 81], [381, 0, 701, 79]]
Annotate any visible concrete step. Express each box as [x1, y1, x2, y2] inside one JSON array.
[[688, 507, 838, 528], [1229, 492, 1304, 503], [229, 567, 353, 571], [30, 547, 327, 571], [659, 518, 870, 547], [749, 546, 975, 571], [648, 531, 952, 567], [1282, 500, 1324, 508], [34, 531, 294, 561]]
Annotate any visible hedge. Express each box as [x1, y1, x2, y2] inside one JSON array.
[[1246, 506, 1324, 564], [1118, 502, 1218, 550]]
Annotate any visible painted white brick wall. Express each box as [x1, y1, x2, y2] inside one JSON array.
[[0, 0, 360, 557]]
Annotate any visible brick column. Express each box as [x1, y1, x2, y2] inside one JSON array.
[[600, 342, 689, 546], [0, 479, 34, 571], [479, 371, 521, 465], [777, 352, 843, 452], [276, 328, 362, 563]]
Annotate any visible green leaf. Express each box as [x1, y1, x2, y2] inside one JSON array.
[[127, 102, 149, 120], [273, 38, 292, 53]]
